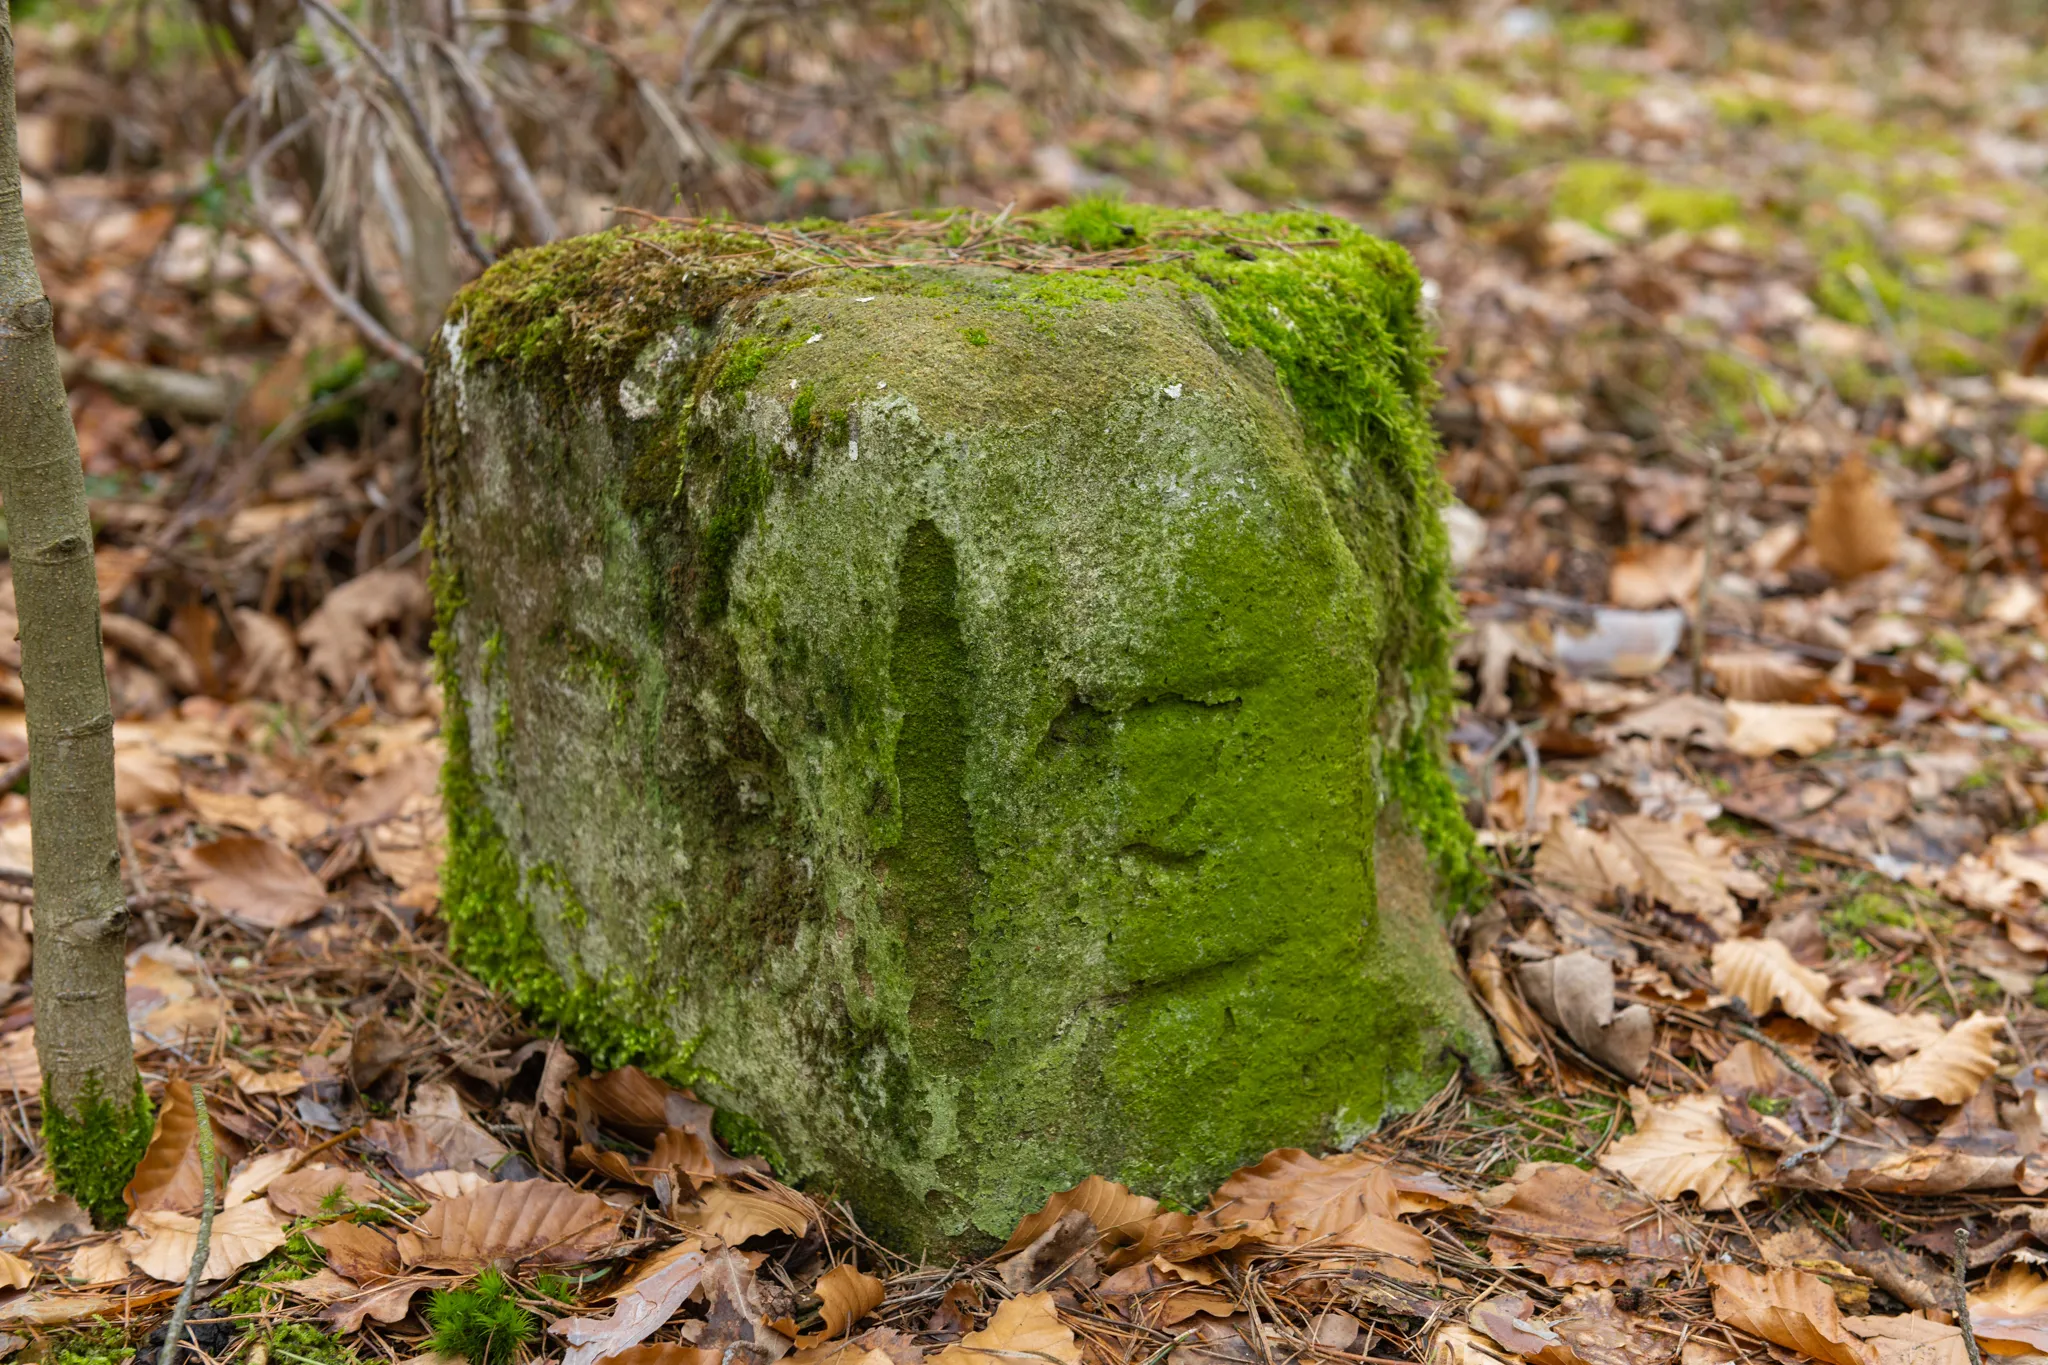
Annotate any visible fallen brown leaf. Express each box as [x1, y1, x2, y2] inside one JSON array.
[[1479, 1163, 1688, 1288], [266, 1165, 388, 1217], [0, 1254, 32, 1291], [395, 1180, 623, 1270], [1808, 454, 1901, 581], [1517, 951, 1652, 1080], [1707, 652, 1825, 704], [1705, 1265, 1871, 1365], [1843, 1316, 1966, 1365], [931, 1292, 1080, 1365], [1600, 1090, 1765, 1209], [178, 834, 328, 929], [1969, 1263, 2048, 1353], [1002, 1175, 1159, 1255], [298, 569, 429, 692], [310, 1221, 401, 1283], [120, 1200, 289, 1282], [65, 1241, 130, 1286], [1609, 542, 1704, 610], [1711, 938, 1835, 1030], [224, 1058, 307, 1096], [551, 1241, 707, 1365], [124, 1079, 245, 1214], [1724, 701, 1845, 759], [1830, 998, 1949, 1060], [1869, 1012, 2003, 1105], [680, 1185, 811, 1245]]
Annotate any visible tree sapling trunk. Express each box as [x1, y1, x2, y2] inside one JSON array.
[[0, 0, 152, 1227]]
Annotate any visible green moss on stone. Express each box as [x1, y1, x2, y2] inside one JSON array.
[[427, 208, 1490, 1250], [43, 1074, 153, 1229]]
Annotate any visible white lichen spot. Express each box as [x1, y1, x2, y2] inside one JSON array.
[[790, 379, 800, 390], [1163, 382, 1183, 399], [618, 374, 661, 419], [806, 333, 824, 344], [439, 314, 471, 431], [854, 296, 876, 302], [849, 439, 859, 462], [876, 380, 887, 390]]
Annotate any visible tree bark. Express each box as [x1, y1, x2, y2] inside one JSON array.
[[0, 0, 151, 1229]]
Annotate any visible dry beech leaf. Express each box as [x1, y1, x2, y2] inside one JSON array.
[[801, 1265, 887, 1346], [1609, 816, 1745, 934], [5, 1196, 91, 1248], [1600, 1089, 1764, 1210], [1433, 1324, 1510, 1365], [311, 1221, 401, 1283], [1843, 1316, 1966, 1365], [1969, 1263, 2048, 1353], [1534, 817, 1643, 907], [0, 1292, 121, 1326], [413, 1170, 489, 1200], [0, 1252, 33, 1290], [283, 1268, 437, 1333], [178, 835, 327, 929], [362, 1112, 509, 1178], [1002, 1175, 1159, 1256], [66, 1241, 130, 1285], [120, 1200, 289, 1282], [1479, 1162, 1687, 1289], [395, 1180, 623, 1270], [681, 1185, 811, 1245], [1808, 454, 1901, 581], [1708, 652, 1825, 704], [1527, 1289, 1677, 1365], [266, 1165, 388, 1217], [221, 1150, 303, 1210], [1725, 701, 1845, 759], [184, 788, 332, 846], [1831, 998, 1949, 1060], [1517, 951, 1652, 1081], [124, 1079, 244, 1214], [1207, 1149, 1416, 1252], [931, 1292, 1080, 1365], [604, 1350, 726, 1365], [1870, 1013, 2004, 1105], [1609, 542, 1705, 611], [550, 1242, 706, 1365], [1711, 938, 1836, 1030], [1706, 1265, 1872, 1365], [224, 1059, 307, 1096], [298, 569, 429, 692]]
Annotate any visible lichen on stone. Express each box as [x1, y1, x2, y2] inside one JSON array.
[[426, 206, 1493, 1251]]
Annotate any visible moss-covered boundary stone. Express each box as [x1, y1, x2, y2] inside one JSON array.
[[425, 204, 1496, 1252]]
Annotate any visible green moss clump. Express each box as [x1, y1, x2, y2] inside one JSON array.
[[1055, 193, 1149, 251], [43, 1074, 153, 1229], [429, 1270, 537, 1365]]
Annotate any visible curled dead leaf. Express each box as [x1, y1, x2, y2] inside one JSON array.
[[120, 1200, 289, 1282], [550, 1242, 707, 1365], [1725, 701, 1845, 759], [1970, 1263, 2048, 1353], [1705, 1264, 1872, 1365], [795, 1264, 887, 1348], [680, 1185, 811, 1246], [1830, 998, 1949, 1060], [124, 1079, 244, 1214], [1002, 1175, 1159, 1255], [1808, 454, 1900, 581]]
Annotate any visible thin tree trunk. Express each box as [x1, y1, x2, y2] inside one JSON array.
[[0, 0, 151, 1229]]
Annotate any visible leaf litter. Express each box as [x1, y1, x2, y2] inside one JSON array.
[[13, 1, 2048, 1364]]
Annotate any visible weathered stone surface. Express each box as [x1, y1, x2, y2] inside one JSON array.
[[425, 210, 1494, 1252]]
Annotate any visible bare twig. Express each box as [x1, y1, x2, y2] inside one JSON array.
[[160, 1088, 218, 1365], [297, 0, 495, 267], [246, 118, 426, 374], [1957, 1226, 1984, 1365], [428, 37, 556, 246]]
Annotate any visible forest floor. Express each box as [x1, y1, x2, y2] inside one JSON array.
[[12, 3, 2048, 1365]]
